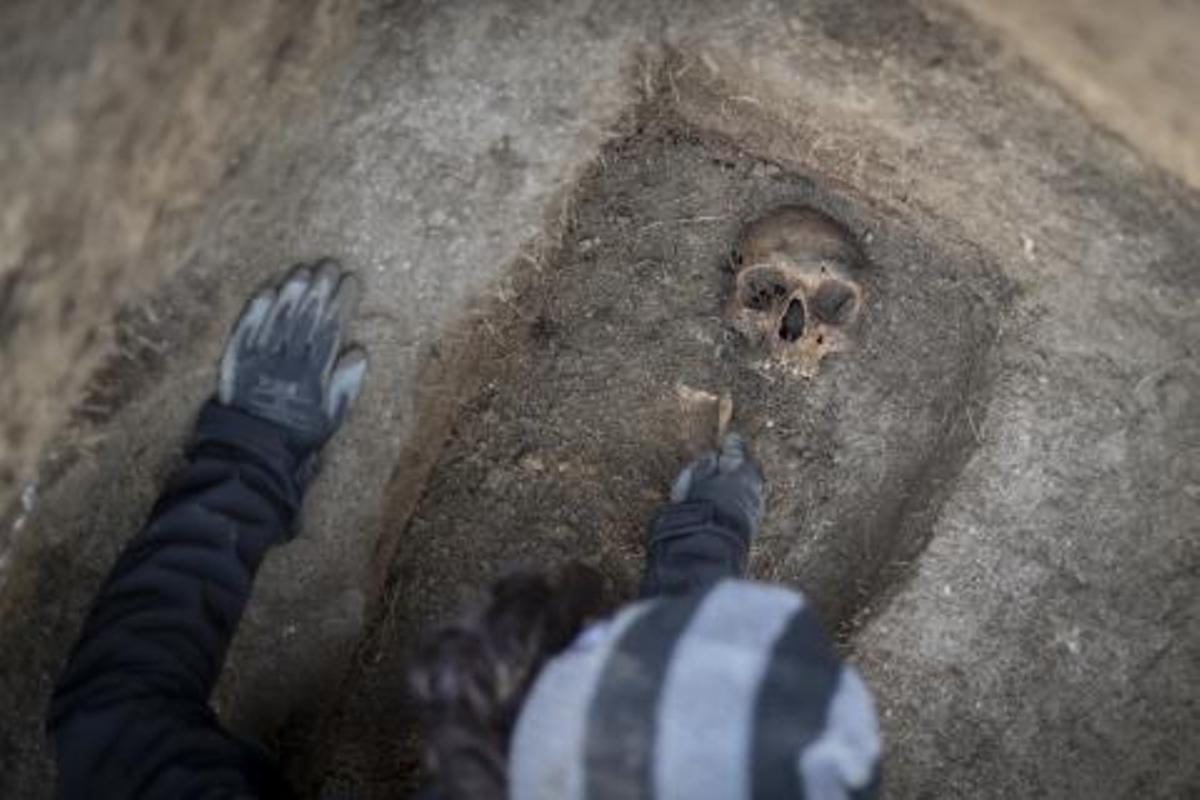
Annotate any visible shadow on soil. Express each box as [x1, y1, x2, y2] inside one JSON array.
[[310, 99, 1014, 796]]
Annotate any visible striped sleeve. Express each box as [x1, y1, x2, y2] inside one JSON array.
[[509, 580, 881, 800]]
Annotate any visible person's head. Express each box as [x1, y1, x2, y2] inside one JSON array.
[[412, 572, 881, 800], [408, 564, 609, 799]]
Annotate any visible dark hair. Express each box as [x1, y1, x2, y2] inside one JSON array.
[[409, 564, 609, 799]]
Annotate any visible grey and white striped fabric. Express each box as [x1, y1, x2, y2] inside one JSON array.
[[509, 580, 881, 800]]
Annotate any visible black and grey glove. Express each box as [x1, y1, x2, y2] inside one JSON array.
[[215, 261, 367, 463], [641, 434, 766, 597], [669, 433, 765, 539]]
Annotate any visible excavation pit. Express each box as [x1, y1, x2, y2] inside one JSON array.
[[316, 108, 1012, 793]]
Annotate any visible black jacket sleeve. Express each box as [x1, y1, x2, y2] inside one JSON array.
[[47, 401, 310, 800], [639, 500, 751, 598]]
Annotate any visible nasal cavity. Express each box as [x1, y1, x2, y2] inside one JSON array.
[[779, 298, 806, 342]]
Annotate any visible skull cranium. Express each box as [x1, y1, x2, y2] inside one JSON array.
[[725, 206, 865, 377]]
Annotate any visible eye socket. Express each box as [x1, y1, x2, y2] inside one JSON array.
[[737, 266, 792, 312], [810, 279, 859, 324]]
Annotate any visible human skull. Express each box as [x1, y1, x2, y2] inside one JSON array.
[[725, 206, 865, 377]]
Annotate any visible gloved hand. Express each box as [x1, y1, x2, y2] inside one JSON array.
[[669, 433, 765, 540], [217, 260, 367, 458], [641, 434, 766, 596]]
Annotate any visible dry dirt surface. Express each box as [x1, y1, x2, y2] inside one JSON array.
[[1, 1, 1198, 798], [954, 0, 1200, 190], [0, 0, 353, 549]]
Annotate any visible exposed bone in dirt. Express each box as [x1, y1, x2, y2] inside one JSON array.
[[726, 206, 866, 376]]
